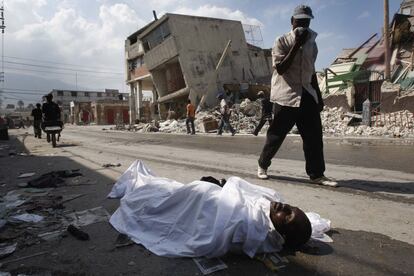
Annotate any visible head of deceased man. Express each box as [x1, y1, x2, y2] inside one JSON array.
[[270, 202, 312, 248]]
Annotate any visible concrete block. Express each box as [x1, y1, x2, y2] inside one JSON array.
[[199, 119, 218, 133]]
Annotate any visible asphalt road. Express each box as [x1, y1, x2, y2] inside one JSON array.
[[69, 126, 414, 174], [1, 127, 413, 275]]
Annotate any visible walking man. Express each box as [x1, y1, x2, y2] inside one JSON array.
[[253, 91, 273, 136], [31, 103, 43, 138], [257, 5, 337, 187], [217, 92, 235, 136], [186, 99, 196, 135]]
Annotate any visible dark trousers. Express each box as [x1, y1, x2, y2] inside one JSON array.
[[186, 117, 195, 134], [254, 116, 273, 135], [33, 120, 42, 137], [217, 114, 235, 134], [258, 90, 325, 179]]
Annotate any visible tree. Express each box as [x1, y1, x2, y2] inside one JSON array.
[[27, 103, 35, 110], [17, 100, 24, 110]]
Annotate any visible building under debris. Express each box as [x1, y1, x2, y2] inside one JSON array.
[[125, 13, 272, 122], [321, 0, 414, 113]]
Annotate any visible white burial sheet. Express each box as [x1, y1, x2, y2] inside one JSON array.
[[109, 160, 330, 258]]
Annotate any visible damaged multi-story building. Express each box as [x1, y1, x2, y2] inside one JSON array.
[[125, 13, 272, 122], [321, 0, 414, 113]]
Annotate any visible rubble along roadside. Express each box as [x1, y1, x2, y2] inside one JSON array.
[[106, 98, 413, 139]]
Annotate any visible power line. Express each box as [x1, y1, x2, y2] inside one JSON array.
[[4, 66, 124, 80], [3, 88, 48, 92], [4, 55, 122, 71], [2, 91, 47, 96], [2, 87, 127, 94], [3, 95, 22, 100], [3, 61, 123, 75], [3, 92, 42, 99]]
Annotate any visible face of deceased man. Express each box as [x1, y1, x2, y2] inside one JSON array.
[[270, 202, 312, 248]]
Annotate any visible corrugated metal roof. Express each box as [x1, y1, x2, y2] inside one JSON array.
[[336, 48, 356, 59], [367, 45, 384, 59]]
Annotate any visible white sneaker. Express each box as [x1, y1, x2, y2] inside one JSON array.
[[257, 166, 268, 179], [310, 176, 338, 187]]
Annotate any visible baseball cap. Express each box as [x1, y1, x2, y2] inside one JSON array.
[[293, 5, 314, 19]]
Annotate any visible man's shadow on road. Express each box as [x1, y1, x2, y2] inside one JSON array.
[[55, 143, 79, 148], [338, 179, 414, 195], [268, 175, 414, 197]]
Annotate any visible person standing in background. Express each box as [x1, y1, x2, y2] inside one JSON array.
[[186, 99, 196, 135]]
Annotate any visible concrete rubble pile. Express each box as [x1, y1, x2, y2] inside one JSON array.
[[123, 122, 160, 133], [121, 98, 266, 135], [381, 81, 414, 98], [238, 99, 262, 117], [231, 99, 265, 134], [117, 99, 413, 138], [158, 120, 187, 133], [192, 98, 265, 134], [321, 107, 414, 138]]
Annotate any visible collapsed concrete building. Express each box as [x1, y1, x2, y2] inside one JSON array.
[[320, 0, 414, 114], [125, 13, 272, 122]]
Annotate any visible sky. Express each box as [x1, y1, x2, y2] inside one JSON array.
[[0, 0, 403, 106]]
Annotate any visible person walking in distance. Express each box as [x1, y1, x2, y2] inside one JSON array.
[[257, 5, 337, 187], [217, 92, 236, 136], [31, 103, 43, 138], [253, 91, 273, 136], [186, 99, 196, 135]]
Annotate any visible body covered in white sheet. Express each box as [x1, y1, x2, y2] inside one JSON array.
[[109, 161, 329, 258]]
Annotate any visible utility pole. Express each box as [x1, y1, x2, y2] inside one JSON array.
[[0, 0, 6, 106], [384, 0, 391, 80]]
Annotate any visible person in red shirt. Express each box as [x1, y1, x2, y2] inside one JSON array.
[[186, 99, 196, 135]]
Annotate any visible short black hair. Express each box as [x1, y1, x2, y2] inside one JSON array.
[[284, 213, 312, 249]]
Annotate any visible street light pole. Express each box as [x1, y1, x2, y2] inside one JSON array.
[[384, 0, 391, 80]]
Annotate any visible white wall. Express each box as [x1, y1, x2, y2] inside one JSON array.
[[168, 14, 263, 106]]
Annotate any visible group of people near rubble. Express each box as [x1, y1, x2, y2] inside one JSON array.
[[109, 4, 336, 263]]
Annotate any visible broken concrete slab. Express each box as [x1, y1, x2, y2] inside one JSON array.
[[10, 213, 44, 223], [0, 243, 16, 259], [17, 173, 35, 179]]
